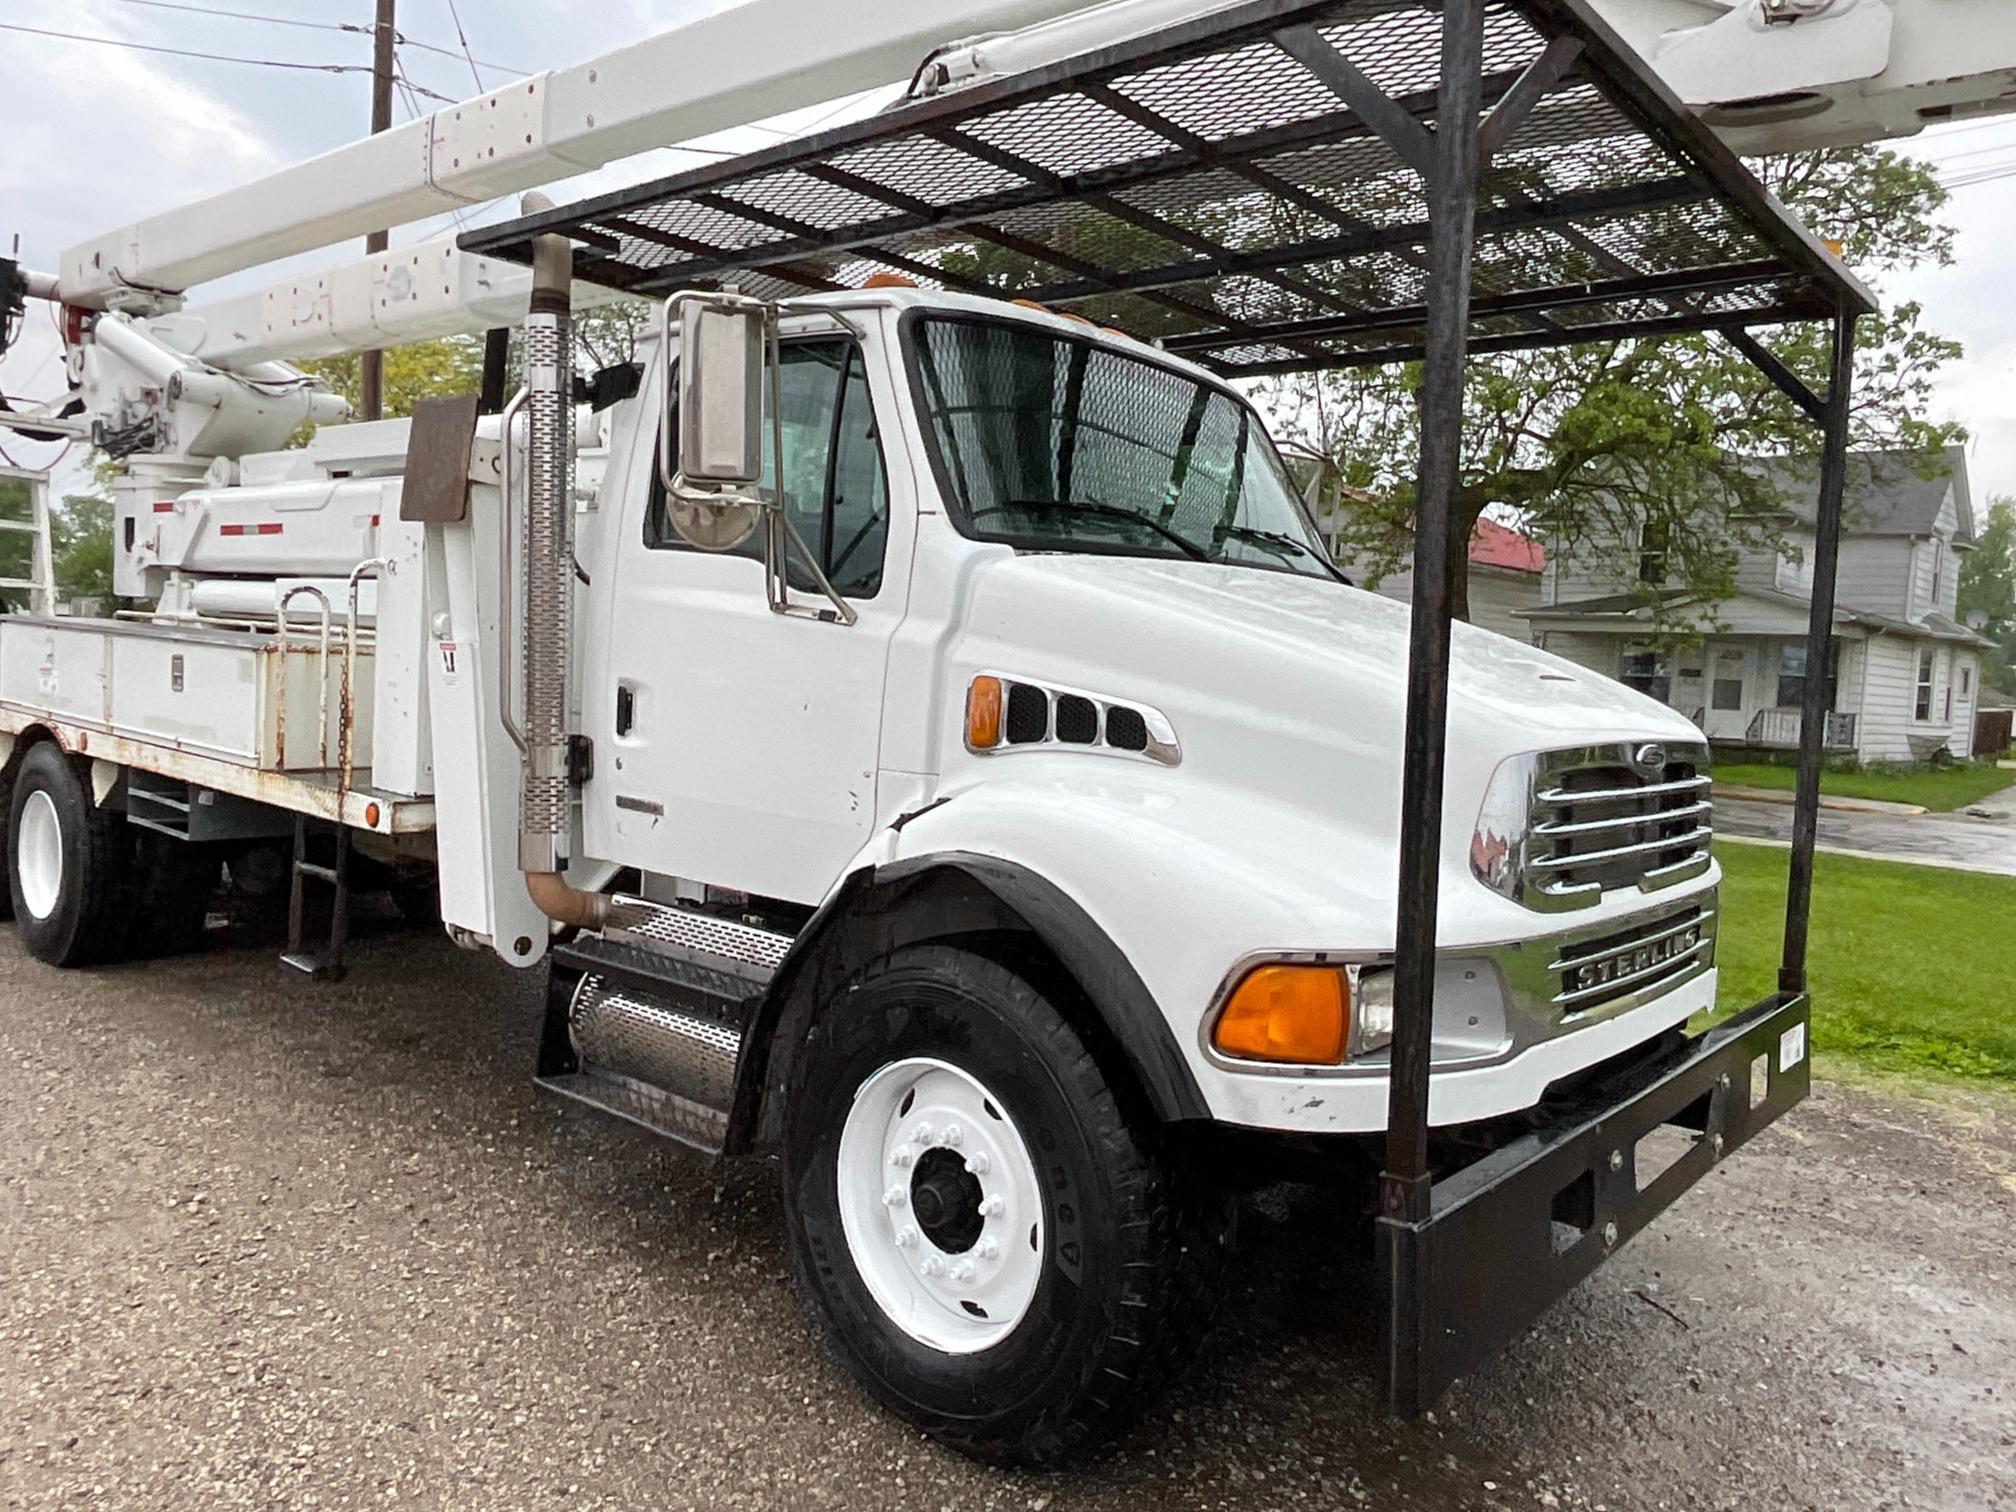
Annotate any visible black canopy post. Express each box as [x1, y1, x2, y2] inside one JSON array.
[[1377, 0, 1485, 1416], [1780, 306, 1858, 992]]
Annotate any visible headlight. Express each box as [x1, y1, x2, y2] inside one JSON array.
[[1349, 965, 1394, 1058]]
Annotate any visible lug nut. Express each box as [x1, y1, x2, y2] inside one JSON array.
[[1602, 1220, 1619, 1250], [921, 1255, 945, 1277], [895, 1226, 918, 1248], [1711, 1133, 1726, 1159], [941, 1123, 963, 1147], [1608, 1149, 1624, 1173], [978, 1238, 999, 1260], [883, 1187, 906, 1207], [966, 1153, 990, 1176], [913, 1124, 934, 1145], [890, 1148, 913, 1169], [952, 1260, 976, 1283], [980, 1196, 1005, 1218]]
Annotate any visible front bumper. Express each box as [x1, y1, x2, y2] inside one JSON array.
[[1379, 992, 1811, 1412]]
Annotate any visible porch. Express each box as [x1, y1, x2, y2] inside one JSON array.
[[1526, 626, 1866, 758], [1739, 706, 1859, 753], [1656, 635, 1861, 758]]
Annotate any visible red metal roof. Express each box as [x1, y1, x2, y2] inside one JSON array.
[[1469, 517, 1543, 574]]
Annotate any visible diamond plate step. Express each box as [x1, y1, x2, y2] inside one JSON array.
[[537, 900, 797, 1157]]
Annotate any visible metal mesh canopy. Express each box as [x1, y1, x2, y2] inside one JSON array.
[[463, 0, 1874, 376]]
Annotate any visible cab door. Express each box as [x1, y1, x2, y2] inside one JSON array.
[[596, 333, 904, 904]]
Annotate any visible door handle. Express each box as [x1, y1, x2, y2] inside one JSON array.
[[615, 683, 636, 737]]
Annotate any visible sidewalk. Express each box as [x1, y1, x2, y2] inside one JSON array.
[[1712, 784, 1928, 817], [1714, 785, 2016, 879]]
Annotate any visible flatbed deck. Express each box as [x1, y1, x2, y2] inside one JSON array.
[[0, 707, 434, 837]]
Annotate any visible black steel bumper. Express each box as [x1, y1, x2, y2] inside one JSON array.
[[1379, 992, 1812, 1412]]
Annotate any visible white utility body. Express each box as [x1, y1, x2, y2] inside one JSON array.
[[0, 0, 2002, 1467]]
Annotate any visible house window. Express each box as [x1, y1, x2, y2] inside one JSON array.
[[1962, 663, 1973, 697], [1776, 638, 1841, 710], [1637, 520, 1669, 586], [1915, 647, 1935, 721], [1620, 646, 1671, 704], [1930, 539, 1946, 606], [1774, 545, 1813, 595], [1777, 644, 1809, 708], [1712, 647, 1744, 711]]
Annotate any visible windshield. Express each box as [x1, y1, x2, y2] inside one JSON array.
[[908, 315, 1338, 578]]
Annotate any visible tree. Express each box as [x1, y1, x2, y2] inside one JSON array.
[[51, 493, 117, 603], [1961, 497, 2016, 693], [0, 473, 35, 609], [294, 335, 487, 423], [1269, 146, 1966, 626]]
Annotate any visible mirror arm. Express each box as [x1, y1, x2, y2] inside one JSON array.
[[751, 310, 857, 628], [772, 507, 860, 626]]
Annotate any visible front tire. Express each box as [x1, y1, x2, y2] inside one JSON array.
[[782, 943, 1231, 1466], [8, 742, 130, 967]]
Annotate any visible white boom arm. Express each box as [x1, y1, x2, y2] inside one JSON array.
[[1587, 0, 2016, 153], [14, 0, 2015, 461], [55, 0, 1182, 310]]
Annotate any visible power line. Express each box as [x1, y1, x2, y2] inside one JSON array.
[[99, 0, 526, 76], [0, 19, 374, 76], [1920, 140, 2016, 167], [392, 50, 457, 107], [1941, 165, 2016, 190], [439, 0, 487, 94]]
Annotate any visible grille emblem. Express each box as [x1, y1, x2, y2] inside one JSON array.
[[1630, 742, 1668, 777]]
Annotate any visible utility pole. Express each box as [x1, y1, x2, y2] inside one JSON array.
[[359, 0, 396, 421]]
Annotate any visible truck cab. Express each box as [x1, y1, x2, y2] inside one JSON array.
[[574, 287, 1720, 1138]]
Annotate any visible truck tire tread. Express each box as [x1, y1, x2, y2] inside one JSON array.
[[9, 744, 131, 967], [781, 942, 1233, 1468]]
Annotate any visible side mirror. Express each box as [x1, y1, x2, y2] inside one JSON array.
[[675, 293, 766, 486], [660, 291, 769, 551], [654, 288, 860, 628]]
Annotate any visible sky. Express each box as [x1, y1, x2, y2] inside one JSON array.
[[2, 0, 2015, 521]]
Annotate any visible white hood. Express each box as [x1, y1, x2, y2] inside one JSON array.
[[956, 553, 1700, 774]]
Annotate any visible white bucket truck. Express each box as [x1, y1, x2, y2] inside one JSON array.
[[0, 0, 1951, 1465]]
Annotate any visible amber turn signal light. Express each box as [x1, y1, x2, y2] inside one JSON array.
[[966, 675, 1004, 750], [1212, 964, 1349, 1065]]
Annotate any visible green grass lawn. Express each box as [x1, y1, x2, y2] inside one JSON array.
[[1712, 842, 2016, 1085], [1712, 759, 2015, 813]]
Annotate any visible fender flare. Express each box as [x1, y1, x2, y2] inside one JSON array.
[[740, 849, 1211, 1148], [877, 850, 1210, 1123]]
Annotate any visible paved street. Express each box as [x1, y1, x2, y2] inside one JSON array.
[[1715, 783, 2016, 877], [3, 925, 2013, 1511]]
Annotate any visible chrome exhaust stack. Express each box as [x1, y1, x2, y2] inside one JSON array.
[[513, 192, 624, 931]]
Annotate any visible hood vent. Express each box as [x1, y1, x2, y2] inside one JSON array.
[[969, 675, 1180, 766]]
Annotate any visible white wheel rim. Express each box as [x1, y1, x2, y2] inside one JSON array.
[[835, 1057, 1046, 1355], [16, 789, 63, 921]]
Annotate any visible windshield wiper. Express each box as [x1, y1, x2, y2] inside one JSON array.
[[1213, 522, 1339, 574], [973, 499, 1209, 561]]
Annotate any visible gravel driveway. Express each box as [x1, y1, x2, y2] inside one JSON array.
[[3, 926, 2011, 1511]]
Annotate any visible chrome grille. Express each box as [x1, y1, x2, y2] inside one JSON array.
[[1474, 741, 1713, 912], [1548, 901, 1716, 1019]]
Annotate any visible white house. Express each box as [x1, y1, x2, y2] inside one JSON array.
[[1523, 447, 1989, 764]]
